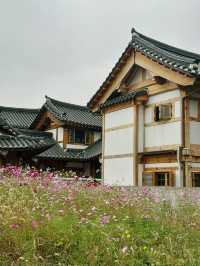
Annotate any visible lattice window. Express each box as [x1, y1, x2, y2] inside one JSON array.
[[154, 103, 172, 122]]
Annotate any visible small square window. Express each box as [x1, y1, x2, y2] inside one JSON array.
[[154, 104, 172, 122], [75, 129, 85, 144], [192, 173, 200, 187]]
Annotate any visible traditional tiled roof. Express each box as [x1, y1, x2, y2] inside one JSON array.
[[0, 134, 55, 151], [131, 28, 200, 76], [88, 28, 200, 109], [0, 116, 55, 152], [31, 96, 102, 130], [0, 106, 39, 129], [100, 89, 148, 109], [35, 143, 66, 160], [83, 139, 102, 159], [36, 138, 102, 161], [0, 117, 19, 136], [65, 149, 84, 160]]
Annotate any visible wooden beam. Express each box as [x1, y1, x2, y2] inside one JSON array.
[[135, 52, 195, 86], [126, 79, 157, 92], [92, 52, 136, 112], [147, 82, 178, 96], [35, 111, 62, 130], [104, 100, 134, 114]]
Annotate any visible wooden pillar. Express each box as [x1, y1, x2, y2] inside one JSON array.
[[183, 96, 191, 187], [63, 128, 69, 149]]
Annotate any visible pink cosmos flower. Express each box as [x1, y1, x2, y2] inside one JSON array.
[[10, 223, 19, 229], [31, 220, 39, 229], [100, 215, 110, 225]]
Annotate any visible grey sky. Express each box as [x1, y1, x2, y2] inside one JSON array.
[[0, 0, 199, 108]]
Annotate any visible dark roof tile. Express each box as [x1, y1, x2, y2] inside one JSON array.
[[35, 143, 66, 160], [0, 134, 55, 151], [31, 96, 102, 129], [0, 106, 39, 129]]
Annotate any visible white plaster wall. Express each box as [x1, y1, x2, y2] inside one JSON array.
[[138, 105, 144, 153], [191, 163, 200, 168], [104, 157, 133, 186], [174, 100, 181, 118], [190, 121, 200, 145], [104, 127, 133, 156], [145, 121, 181, 148], [57, 127, 63, 142], [67, 144, 87, 150], [105, 107, 133, 129], [94, 132, 101, 142], [147, 89, 180, 105], [144, 107, 153, 124], [189, 100, 198, 118]]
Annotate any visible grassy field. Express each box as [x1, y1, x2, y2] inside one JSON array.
[[1, 166, 200, 265]]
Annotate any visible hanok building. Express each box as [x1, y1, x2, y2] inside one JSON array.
[[0, 107, 56, 165], [31, 96, 102, 176], [88, 28, 200, 187], [0, 97, 102, 177]]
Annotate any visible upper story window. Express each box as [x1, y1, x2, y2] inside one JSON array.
[[75, 129, 85, 144], [68, 128, 94, 145], [154, 103, 172, 122]]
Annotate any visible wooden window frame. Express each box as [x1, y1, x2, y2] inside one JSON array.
[[154, 103, 172, 122], [143, 170, 174, 187], [68, 128, 94, 145], [192, 172, 200, 187]]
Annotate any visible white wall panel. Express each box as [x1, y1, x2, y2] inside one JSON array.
[[57, 127, 63, 142], [174, 100, 181, 118], [145, 121, 181, 148], [144, 107, 153, 124], [190, 121, 200, 144], [105, 127, 133, 156], [191, 163, 200, 168], [104, 157, 133, 186], [105, 107, 133, 129], [189, 100, 198, 118], [147, 89, 180, 105], [138, 105, 144, 153], [67, 144, 87, 150]]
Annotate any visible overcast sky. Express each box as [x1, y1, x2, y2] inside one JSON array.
[[0, 0, 199, 108]]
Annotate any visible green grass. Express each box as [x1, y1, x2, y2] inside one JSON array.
[[0, 176, 200, 265]]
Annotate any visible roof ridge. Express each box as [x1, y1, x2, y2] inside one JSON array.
[[0, 105, 40, 112], [45, 95, 91, 112], [132, 27, 200, 61]]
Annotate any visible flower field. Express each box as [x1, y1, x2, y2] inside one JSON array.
[[1, 166, 200, 265]]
